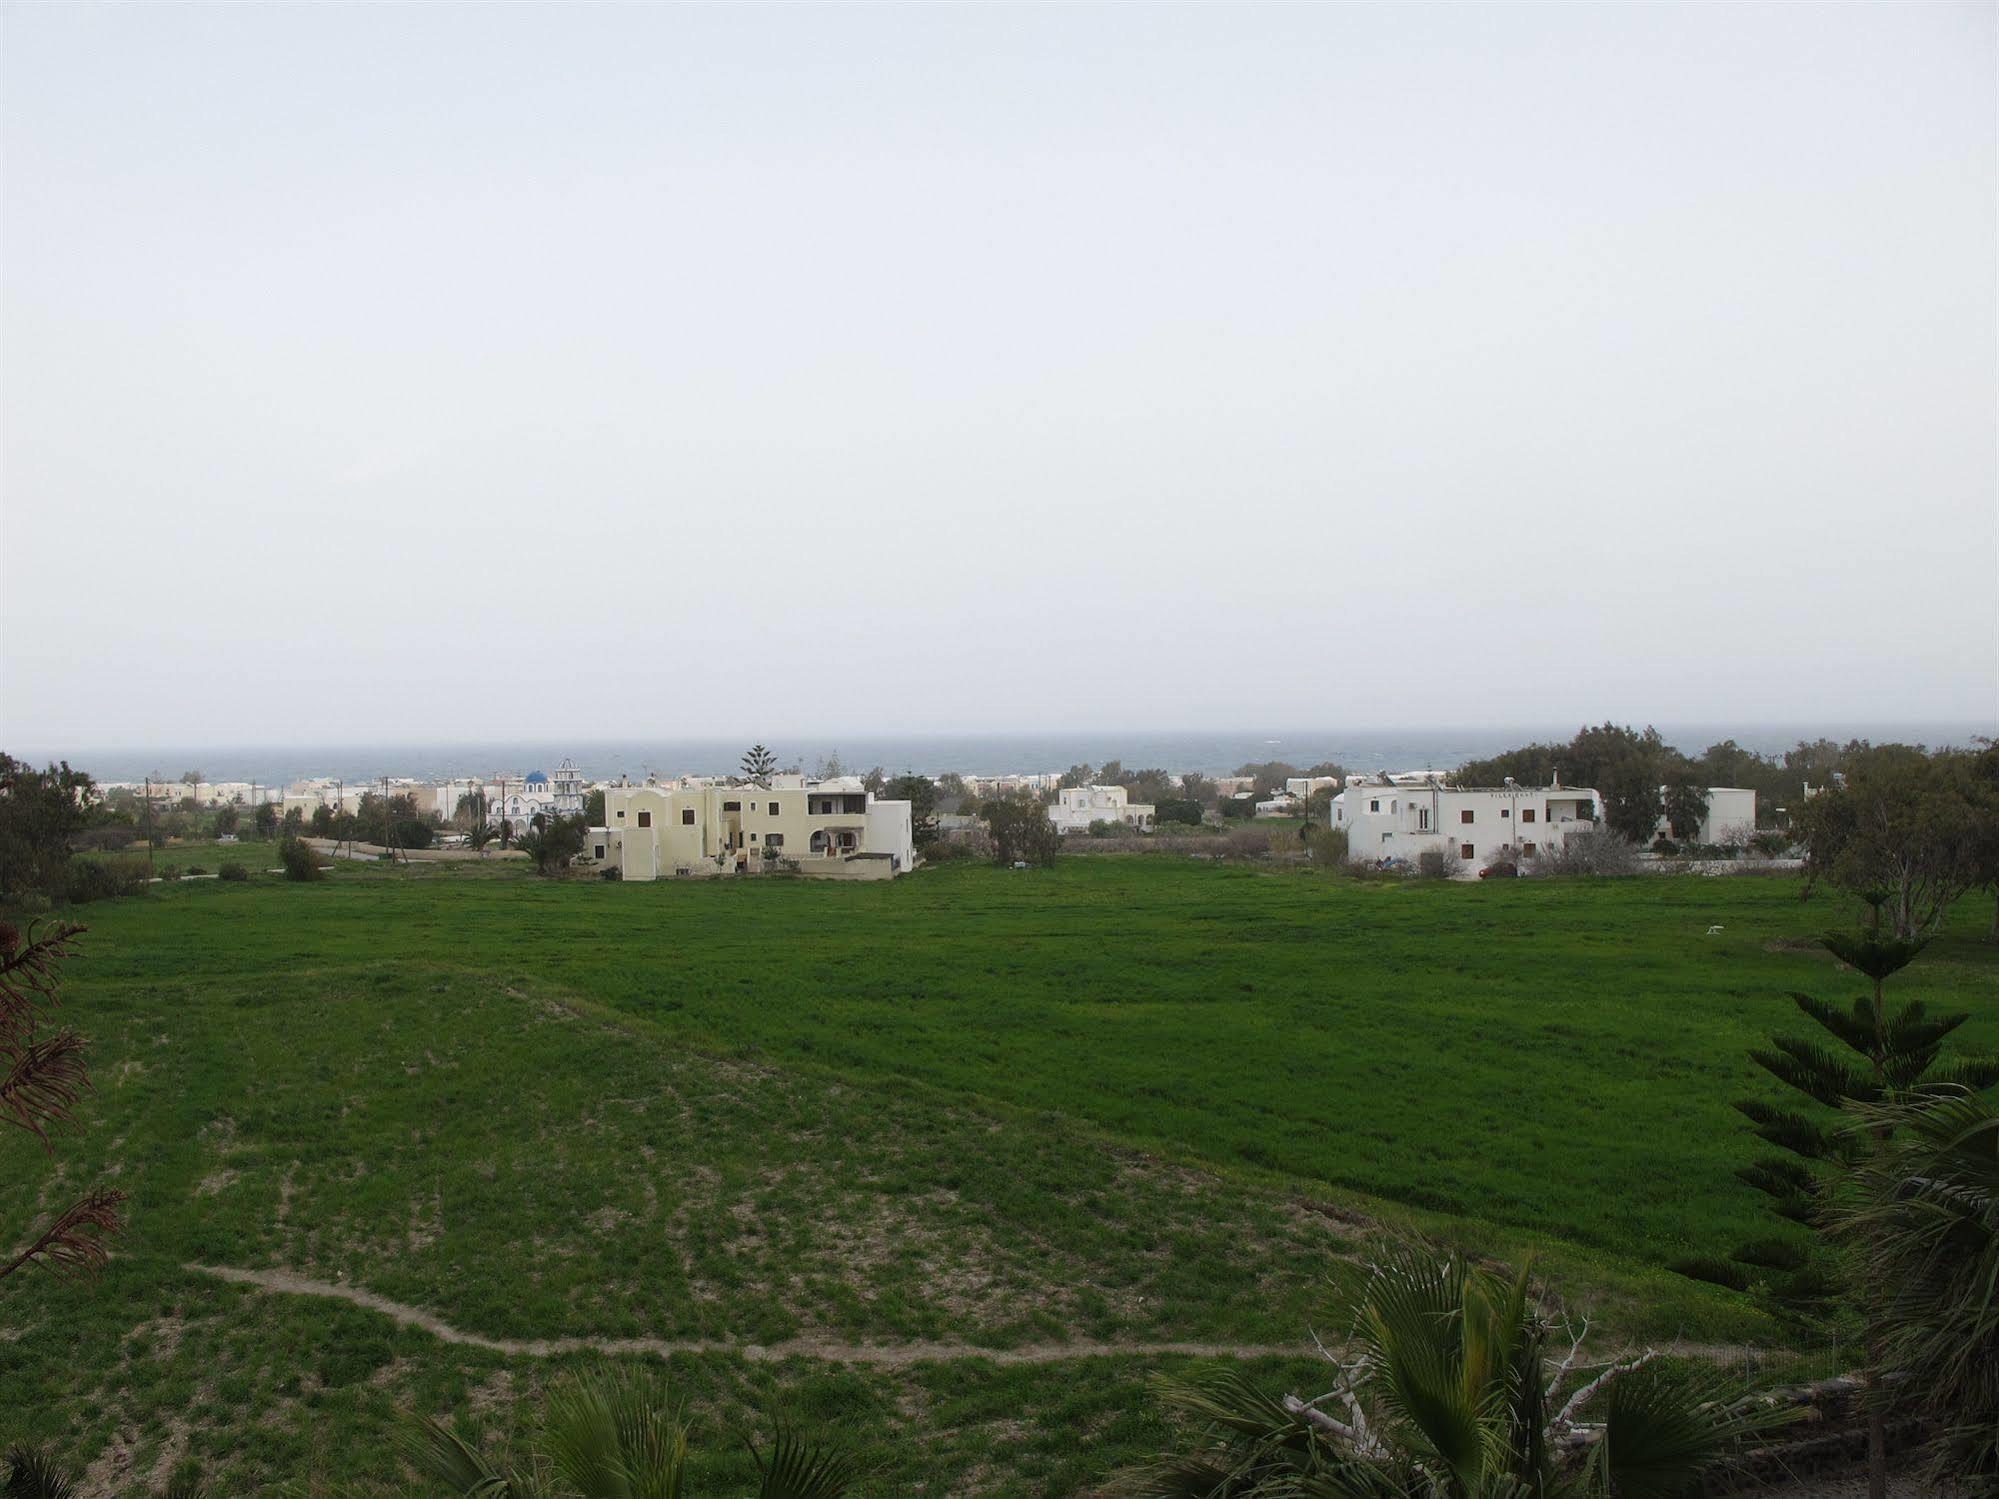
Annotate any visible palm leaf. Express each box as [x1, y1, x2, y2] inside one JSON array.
[[749, 1429, 860, 1499], [1, 1447, 77, 1499]]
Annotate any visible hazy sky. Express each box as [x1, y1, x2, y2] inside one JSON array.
[[3, 1, 1994, 750]]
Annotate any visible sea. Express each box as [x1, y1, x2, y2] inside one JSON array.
[[28, 721, 1994, 787]]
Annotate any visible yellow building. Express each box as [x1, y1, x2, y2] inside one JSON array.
[[594, 774, 915, 881]]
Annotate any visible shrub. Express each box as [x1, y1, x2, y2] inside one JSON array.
[[1529, 827, 1640, 877], [279, 837, 325, 882], [65, 857, 149, 904], [184, 865, 207, 876], [1154, 798, 1203, 827], [1650, 836, 1679, 855], [1305, 824, 1349, 866], [156, 865, 180, 882], [1749, 830, 1790, 858], [1416, 846, 1463, 880], [597, 866, 622, 881], [217, 862, 249, 882]]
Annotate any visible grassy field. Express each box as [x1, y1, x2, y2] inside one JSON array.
[[4, 853, 1994, 1493]]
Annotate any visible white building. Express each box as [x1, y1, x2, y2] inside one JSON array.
[[489, 760, 588, 831], [1656, 786, 1757, 846], [1048, 784, 1155, 834], [593, 774, 914, 880], [1333, 774, 1606, 865]]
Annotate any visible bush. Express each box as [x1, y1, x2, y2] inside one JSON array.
[[185, 865, 207, 876], [1304, 824, 1349, 866], [64, 856, 148, 904], [217, 862, 249, 882], [1416, 846, 1463, 880], [1650, 836, 1679, 855], [1529, 827, 1640, 877], [1749, 831, 1790, 858], [597, 866, 622, 881], [1154, 798, 1203, 827], [279, 837, 325, 882]]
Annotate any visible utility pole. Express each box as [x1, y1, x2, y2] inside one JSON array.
[[142, 775, 156, 878]]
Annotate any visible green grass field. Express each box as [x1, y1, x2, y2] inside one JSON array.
[[4, 854, 1994, 1494]]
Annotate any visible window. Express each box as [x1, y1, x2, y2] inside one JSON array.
[[1521, 808, 1536, 824], [680, 809, 695, 825], [765, 833, 784, 849], [749, 832, 758, 842], [637, 811, 651, 828], [1522, 842, 1537, 856], [1369, 799, 1380, 812], [1417, 808, 1430, 830], [615, 809, 625, 820], [1461, 842, 1475, 859], [750, 802, 757, 812], [1500, 809, 1509, 819], [723, 800, 741, 812], [768, 800, 780, 816], [593, 845, 605, 860], [1460, 809, 1475, 824]]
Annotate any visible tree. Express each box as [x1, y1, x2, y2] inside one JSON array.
[[1660, 775, 1710, 843], [453, 789, 490, 830], [308, 804, 337, 837], [1125, 1247, 1790, 1499], [1728, 932, 1999, 1498], [860, 766, 885, 796], [1058, 763, 1096, 790], [884, 773, 939, 847], [1830, 1087, 1999, 1494], [179, 770, 202, 811], [1, 921, 125, 1285], [1154, 798, 1203, 827], [252, 803, 278, 838], [464, 823, 498, 858], [982, 794, 1059, 868], [517, 816, 586, 875], [1792, 747, 1992, 937], [402, 1365, 858, 1499], [1233, 761, 1297, 799], [583, 788, 605, 825], [278, 837, 325, 882], [0, 755, 97, 901], [1178, 772, 1216, 807], [1117, 767, 1176, 806], [812, 750, 845, 780], [741, 744, 777, 786], [211, 804, 240, 837]]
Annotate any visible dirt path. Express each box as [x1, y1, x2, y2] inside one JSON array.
[[186, 1263, 1302, 1367]]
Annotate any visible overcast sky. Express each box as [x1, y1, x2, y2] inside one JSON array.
[[2, 2, 1993, 750]]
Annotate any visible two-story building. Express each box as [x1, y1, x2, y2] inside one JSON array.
[[593, 774, 915, 880], [1332, 774, 1605, 865], [1048, 784, 1155, 834], [1655, 786, 1758, 846]]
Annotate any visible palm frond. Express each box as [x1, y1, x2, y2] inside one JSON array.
[[398, 1416, 512, 1495], [541, 1368, 685, 1499], [749, 1429, 860, 1499], [0, 1029, 92, 1147], [0, 1186, 125, 1282], [1581, 1363, 1797, 1499], [1, 1446, 77, 1499]]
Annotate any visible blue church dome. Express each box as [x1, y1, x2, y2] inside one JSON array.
[[525, 770, 549, 786]]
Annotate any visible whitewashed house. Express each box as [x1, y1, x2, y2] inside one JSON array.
[[1048, 784, 1154, 833], [1656, 786, 1757, 846], [594, 774, 915, 880], [1333, 774, 1606, 865]]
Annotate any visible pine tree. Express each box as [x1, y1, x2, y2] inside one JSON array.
[[1731, 931, 1999, 1499], [740, 744, 777, 787]]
